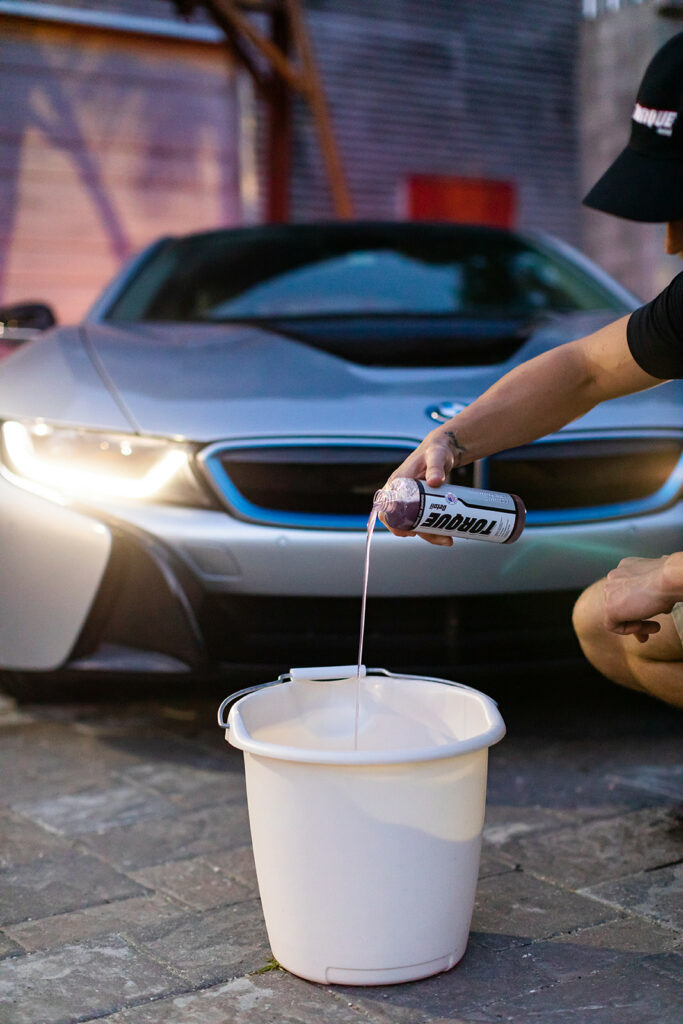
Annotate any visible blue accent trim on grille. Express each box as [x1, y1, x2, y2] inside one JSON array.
[[199, 437, 415, 531], [205, 454, 375, 530], [200, 435, 683, 531], [488, 441, 683, 528]]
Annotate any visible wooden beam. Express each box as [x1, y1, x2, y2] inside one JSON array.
[[283, 0, 353, 217], [201, 1, 269, 92], [207, 0, 303, 90], [177, 0, 354, 219]]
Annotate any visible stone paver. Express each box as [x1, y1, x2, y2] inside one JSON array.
[[340, 939, 626, 1023], [470, 870, 614, 949], [0, 932, 22, 959], [5, 893, 188, 952], [464, 959, 683, 1023], [484, 743, 660, 821], [132, 900, 270, 986], [490, 805, 683, 889], [476, 850, 518, 880], [0, 937, 183, 1024], [80, 801, 252, 870], [130, 855, 254, 910], [13, 783, 179, 835], [550, 915, 682, 954], [582, 862, 683, 930], [607, 763, 683, 801], [116, 760, 245, 811], [0, 726, 120, 802], [0, 809, 71, 866], [0, 851, 147, 926], [203, 843, 260, 895], [642, 950, 683, 983], [481, 804, 573, 846], [0, 679, 680, 1024], [84, 971, 402, 1024]]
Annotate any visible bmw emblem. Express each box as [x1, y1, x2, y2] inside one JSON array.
[[426, 401, 467, 423]]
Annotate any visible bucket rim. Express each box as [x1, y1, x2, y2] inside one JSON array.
[[224, 670, 506, 766]]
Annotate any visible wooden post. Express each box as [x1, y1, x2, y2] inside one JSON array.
[[181, 0, 354, 220], [266, 4, 292, 221], [283, 0, 353, 219]]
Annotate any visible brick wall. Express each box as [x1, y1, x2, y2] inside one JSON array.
[[0, 9, 238, 323]]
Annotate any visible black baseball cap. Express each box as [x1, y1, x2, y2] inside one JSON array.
[[583, 32, 683, 222]]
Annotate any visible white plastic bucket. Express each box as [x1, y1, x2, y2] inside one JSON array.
[[218, 665, 505, 986]]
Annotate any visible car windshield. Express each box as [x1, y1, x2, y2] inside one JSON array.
[[105, 223, 630, 324]]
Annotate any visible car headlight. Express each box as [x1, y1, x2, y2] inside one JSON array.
[[0, 420, 214, 505]]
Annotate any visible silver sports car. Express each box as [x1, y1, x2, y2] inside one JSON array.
[[0, 222, 681, 689]]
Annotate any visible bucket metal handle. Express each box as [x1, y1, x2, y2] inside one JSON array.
[[217, 666, 496, 729], [218, 665, 369, 728], [372, 669, 499, 705], [217, 676, 288, 729], [290, 664, 365, 681]]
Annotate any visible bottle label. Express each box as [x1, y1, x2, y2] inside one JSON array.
[[414, 482, 519, 543]]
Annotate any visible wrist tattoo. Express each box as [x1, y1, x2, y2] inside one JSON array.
[[444, 431, 467, 467]]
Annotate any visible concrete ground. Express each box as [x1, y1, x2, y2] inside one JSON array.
[[0, 670, 681, 1024]]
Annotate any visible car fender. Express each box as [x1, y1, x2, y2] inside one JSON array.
[[0, 473, 111, 670]]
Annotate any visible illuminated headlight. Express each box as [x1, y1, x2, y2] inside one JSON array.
[[0, 421, 213, 505]]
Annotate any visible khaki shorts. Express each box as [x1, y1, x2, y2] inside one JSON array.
[[673, 602, 683, 647]]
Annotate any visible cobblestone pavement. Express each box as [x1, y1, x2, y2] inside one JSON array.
[[0, 672, 681, 1024]]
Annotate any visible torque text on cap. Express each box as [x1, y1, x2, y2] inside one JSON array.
[[632, 103, 677, 136]]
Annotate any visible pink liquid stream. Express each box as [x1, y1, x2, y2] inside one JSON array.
[[354, 506, 378, 749]]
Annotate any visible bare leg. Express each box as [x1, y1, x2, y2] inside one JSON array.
[[573, 579, 683, 709]]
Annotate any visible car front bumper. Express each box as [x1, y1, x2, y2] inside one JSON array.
[[1, 471, 681, 675]]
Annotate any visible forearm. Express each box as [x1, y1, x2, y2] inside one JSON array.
[[659, 552, 683, 607], [388, 315, 662, 498], [433, 343, 601, 467], [406, 317, 660, 482]]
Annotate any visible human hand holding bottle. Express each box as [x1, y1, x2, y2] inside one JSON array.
[[381, 426, 470, 546]]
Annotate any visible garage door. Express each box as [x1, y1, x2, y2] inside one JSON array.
[[0, 14, 239, 323]]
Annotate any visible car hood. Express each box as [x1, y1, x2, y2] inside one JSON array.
[[0, 316, 680, 442]]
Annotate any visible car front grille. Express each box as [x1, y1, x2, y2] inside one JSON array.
[[201, 441, 474, 527], [200, 434, 682, 529], [486, 436, 683, 522]]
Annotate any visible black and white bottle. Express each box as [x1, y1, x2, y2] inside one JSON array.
[[374, 478, 526, 544]]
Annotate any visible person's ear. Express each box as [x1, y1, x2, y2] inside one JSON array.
[[665, 219, 683, 256]]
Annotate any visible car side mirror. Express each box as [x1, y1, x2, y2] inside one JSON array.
[[0, 302, 57, 331]]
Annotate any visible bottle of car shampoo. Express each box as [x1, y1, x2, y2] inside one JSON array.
[[374, 478, 526, 544]]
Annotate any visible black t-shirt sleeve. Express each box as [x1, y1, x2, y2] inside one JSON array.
[[626, 272, 683, 380]]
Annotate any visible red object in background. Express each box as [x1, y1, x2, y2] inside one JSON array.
[[406, 175, 516, 228]]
